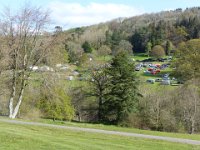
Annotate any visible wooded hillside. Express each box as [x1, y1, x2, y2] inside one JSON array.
[[62, 7, 200, 55]]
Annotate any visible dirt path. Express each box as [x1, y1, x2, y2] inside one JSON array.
[[0, 119, 200, 145]]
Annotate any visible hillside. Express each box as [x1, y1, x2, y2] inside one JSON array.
[[0, 119, 200, 150], [62, 7, 200, 53], [0, 4, 200, 136]]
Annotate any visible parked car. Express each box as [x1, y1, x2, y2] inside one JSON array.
[[162, 73, 169, 78], [157, 58, 165, 62], [155, 69, 160, 73], [151, 71, 157, 75], [144, 70, 151, 74], [161, 79, 171, 85], [155, 78, 162, 82], [148, 68, 154, 71], [135, 67, 141, 71], [142, 63, 148, 67], [146, 79, 155, 84]]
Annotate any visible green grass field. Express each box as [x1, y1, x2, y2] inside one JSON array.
[[37, 119, 200, 141], [4, 116, 200, 141], [133, 53, 149, 61], [0, 121, 200, 150]]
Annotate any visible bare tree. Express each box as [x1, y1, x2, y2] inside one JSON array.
[[176, 79, 200, 134], [97, 45, 111, 60], [0, 4, 55, 118]]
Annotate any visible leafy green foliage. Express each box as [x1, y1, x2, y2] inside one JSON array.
[[89, 66, 109, 122], [103, 52, 141, 124], [82, 41, 93, 53], [65, 42, 84, 63], [115, 40, 133, 55], [38, 83, 74, 121], [165, 40, 173, 56], [145, 42, 152, 57], [98, 45, 112, 58], [150, 45, 165, 58], [130, 28, 148, 53], [174, 39, 200, 80]]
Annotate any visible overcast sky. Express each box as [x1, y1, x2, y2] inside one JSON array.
[[0, 0, 199, 29]]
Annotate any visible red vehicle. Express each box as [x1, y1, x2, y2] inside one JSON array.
[[155, 69, 160, 73], [150, 69, 160, 75], [148, 68, 153, 71]]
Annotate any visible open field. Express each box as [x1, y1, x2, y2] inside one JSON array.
[[35, 119, 200, 141], [133, 53, 149, 61], [0, 120, 200, 150], [1, 117, 200, 141]]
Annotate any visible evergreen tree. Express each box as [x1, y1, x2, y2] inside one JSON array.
[[103, 52, 141, 124], [145, 42, 152, 57], [82, 41, 93, 53], [166, 40, 172, 56]]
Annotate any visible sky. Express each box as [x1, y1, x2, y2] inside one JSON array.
[[0, 0, 199, 29]]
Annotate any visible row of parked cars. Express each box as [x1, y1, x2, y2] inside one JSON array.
[[146, 73, 171, 85], [146, 73, 184, 85], [135, 63, 170, 71]]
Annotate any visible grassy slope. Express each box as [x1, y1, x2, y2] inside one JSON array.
[[39, 119, 200, 141], [0, 121, 199, 150]]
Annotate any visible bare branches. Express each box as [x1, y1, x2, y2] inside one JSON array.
[[0, 4, 53, 119]]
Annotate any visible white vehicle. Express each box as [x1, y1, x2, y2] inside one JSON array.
[[146, 79, 155, 84], [161, 80, 171, 85]]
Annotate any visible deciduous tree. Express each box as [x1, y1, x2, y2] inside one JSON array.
[[0, 4, 55, 118], [150, 45, 165, 58], [97, 45, 111, 59], [174, 39, 200, 80]]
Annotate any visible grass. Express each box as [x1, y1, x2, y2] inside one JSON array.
[[4, 116, 199, 141], [133, 53, 149, 61], [37, 119, 200, 141], [0, 121, 200, 150], [96, 55, 112, 61]]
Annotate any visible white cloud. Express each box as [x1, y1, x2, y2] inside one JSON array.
[[48, 1, 144, 29]]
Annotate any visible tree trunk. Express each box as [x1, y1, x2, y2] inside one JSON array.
[[78, 114, 81, 122], [9, 71, 17, 118], [190, 119, 195, 134], [98, 96, 103, 121], [8, 91, 15, 118], [191, 87, 197, 134], [9, 75, 26, 119], [11, 86, 25, 119]]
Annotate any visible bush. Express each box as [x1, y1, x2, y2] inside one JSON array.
[[82, 41, 93, 53], [150, 45, 165, 58]]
